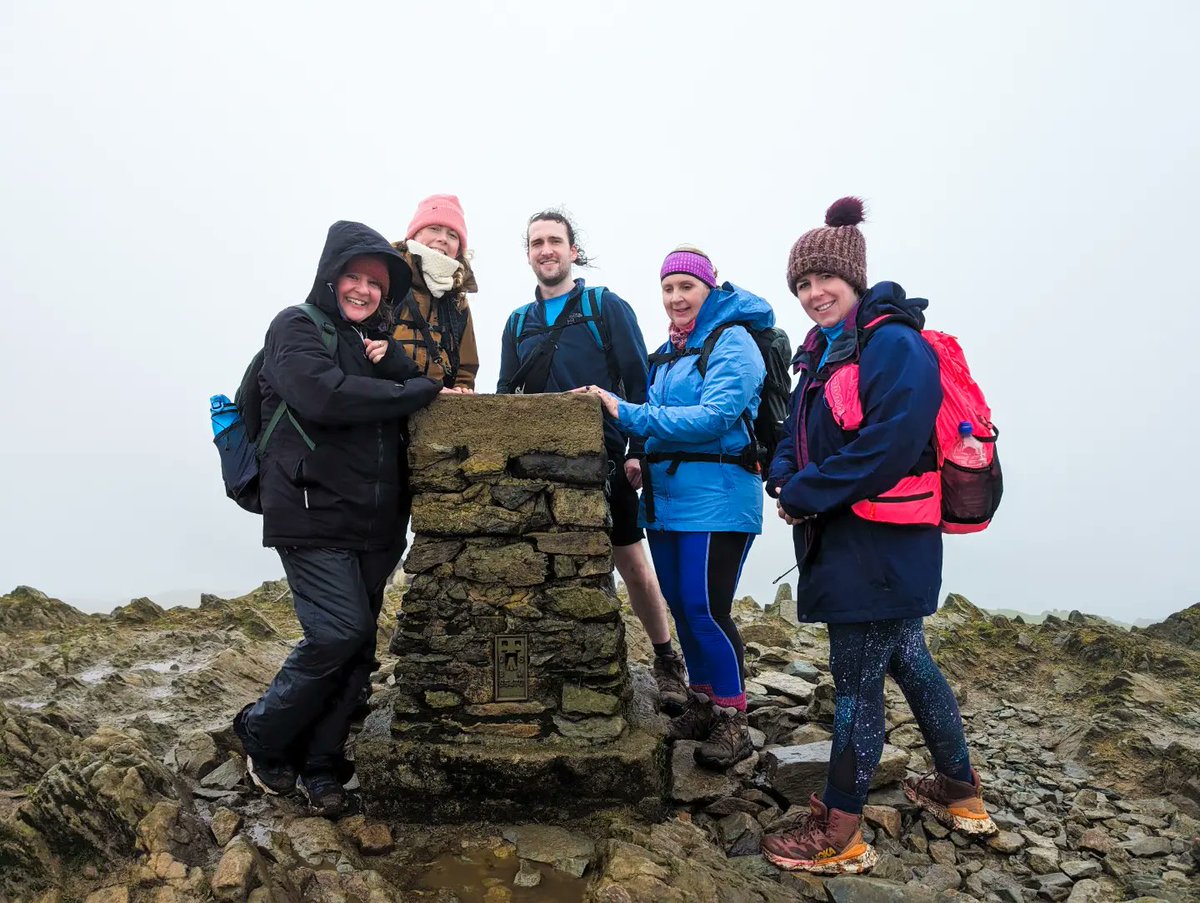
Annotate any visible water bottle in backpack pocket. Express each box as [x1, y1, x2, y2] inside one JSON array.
[[940, 421, 1002, 534], [210, 394, 263, 513]]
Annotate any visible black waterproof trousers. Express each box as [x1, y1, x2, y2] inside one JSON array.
[[242, 529, 405, 775]]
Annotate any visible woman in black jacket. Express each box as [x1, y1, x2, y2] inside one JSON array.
[[234, 221, 441, 816]]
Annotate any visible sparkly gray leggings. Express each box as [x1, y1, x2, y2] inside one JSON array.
[[824, 618, 972, 814]]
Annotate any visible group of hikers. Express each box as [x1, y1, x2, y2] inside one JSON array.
[[226, 194, 999, 876]]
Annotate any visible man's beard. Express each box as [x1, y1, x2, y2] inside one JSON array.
[[535, 262, 570, 287]]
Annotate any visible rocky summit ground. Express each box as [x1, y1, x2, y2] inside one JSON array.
[[1, 582, 1198, 903]]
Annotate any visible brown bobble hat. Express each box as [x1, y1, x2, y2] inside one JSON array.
[[786, 197, 867, 296]]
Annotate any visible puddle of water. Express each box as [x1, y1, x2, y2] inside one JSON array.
[[11, 700, 46, 710], [416, 849, 586, 903], [78, 665, 115, 683]]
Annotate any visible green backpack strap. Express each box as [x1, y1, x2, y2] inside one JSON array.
[[258, 304, 339, 455]]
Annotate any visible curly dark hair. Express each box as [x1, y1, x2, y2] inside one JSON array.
[[525, 208, 592, 267]]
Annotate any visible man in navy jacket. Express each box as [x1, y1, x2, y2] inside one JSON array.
[[497, 209, 686, 710]]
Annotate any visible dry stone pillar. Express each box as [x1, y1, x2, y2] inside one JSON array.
[[357, 394, 663, 821]]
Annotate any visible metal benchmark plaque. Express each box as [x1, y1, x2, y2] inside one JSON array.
[[494, 634, 529, 702]]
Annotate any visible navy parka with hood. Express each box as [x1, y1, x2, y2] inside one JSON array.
[[496, 279, 649, 460], [768, 282, 943, 624], [258, 221, 442, 550]]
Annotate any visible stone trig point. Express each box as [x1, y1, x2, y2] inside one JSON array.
[[358, 394, 663, 820]]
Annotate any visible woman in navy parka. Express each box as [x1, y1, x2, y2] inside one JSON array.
[[759, 200, 996, 875], [579, 246, 769, 770]]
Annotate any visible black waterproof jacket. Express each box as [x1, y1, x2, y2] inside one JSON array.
[[259, 221, 441, 550]]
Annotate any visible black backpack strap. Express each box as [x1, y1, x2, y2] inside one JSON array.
[[259, 304, 337, 455], [507, 292, 585, 393], [399, 291, 450, 376]]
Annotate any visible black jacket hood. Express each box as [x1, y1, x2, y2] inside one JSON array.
[[306, 221, 413, 316]]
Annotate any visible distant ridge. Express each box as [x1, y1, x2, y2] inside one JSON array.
[[984, 606, 1158, 629]]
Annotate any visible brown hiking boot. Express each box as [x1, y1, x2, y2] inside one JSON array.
[[903, 768, 997, 835], [761, 794, 878, 874], [652, 652, 688, 715], [666, 691, 715, 742], [694, 706, 754, 769]]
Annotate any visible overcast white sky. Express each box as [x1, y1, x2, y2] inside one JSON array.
[[2, 2, 1197, 623]]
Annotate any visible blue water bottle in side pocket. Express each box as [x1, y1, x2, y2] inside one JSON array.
[[210, 394, 262, 513]]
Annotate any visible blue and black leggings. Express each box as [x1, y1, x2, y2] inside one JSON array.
[[823, 618, 973, 814], [647, 531, 753, 710]]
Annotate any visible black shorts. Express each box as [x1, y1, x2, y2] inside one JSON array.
[[607, 457, 645, 547]]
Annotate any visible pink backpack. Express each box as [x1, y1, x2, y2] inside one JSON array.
[[823, 318, 1002, 534]]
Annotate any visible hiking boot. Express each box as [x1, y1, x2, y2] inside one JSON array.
[[232, 705, 297, 796], [652, 652, 688, 715], [666, 691, 716, 742], [300, 771, 348, 818], [694, 706, 754, 769], [761, 794, 878, 874], [903, 769, 997, 835]]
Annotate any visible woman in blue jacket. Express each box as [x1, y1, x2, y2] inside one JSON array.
[[759, 200, 995, 875], [579, 246, 769, 769]]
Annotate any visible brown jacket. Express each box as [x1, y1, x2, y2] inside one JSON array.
[[390, 243, 479, 390]]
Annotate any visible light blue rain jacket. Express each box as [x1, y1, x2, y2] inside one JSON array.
[[616, 283, 772, 533]]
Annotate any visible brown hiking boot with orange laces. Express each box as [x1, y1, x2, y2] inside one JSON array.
[[903, 768, 997, 835], [761, 794, 877, 874]]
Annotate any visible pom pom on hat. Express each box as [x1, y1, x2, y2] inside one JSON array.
[[825, 196, 865, 228], [786, 196, 869, 295]]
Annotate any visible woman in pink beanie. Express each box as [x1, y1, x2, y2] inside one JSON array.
[[392, 194, 479, 391]]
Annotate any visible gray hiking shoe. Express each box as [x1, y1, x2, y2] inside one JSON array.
[[694, 706, 753, 769], [652, 653, 688, 715], [666, 691, 716, 742]]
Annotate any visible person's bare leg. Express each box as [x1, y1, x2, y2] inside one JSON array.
[[612, 541, 670, 644]]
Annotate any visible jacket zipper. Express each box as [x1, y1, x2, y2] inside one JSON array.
[[867, 491, 935, 503]]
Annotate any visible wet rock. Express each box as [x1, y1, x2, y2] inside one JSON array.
[[1121, 835, 1172, 857], [552, 713, 626, 741], [1028, 844, 1062, 874], [863, 805, 902, 839], [987, 830, 1026, 854], [84, 888, 129, 903], [200, 756, 247, 790], [401, 537, 464, 574], [21, 727, 176, 863], [210, 807, 242, 847], [1036, 872, 1075, 901], [452, 541, 548, 586], [825, 875, 939, 901], [165, 730, 220, 780], [337, 815, 394, 855], [717, 811, 763, 857], [752, 671, 816, 704], [550, 487, 610, 528], [211, 837, 261, 902], [112, 597, 165, 624], [513, 859, 542, 888], [287, 816, 348, 866], [0, 700, 82, 788], [669, 741, 739, 803], [784, 660, 821, 681], [513, 453, 607, 485], [1060, 858, 1101, 879], [1078, 827, 1114, 854], [763, 741, 907, 805], [502, 824, 595, 877]]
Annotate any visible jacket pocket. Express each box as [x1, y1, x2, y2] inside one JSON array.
[[851, 472, 941, 526]]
